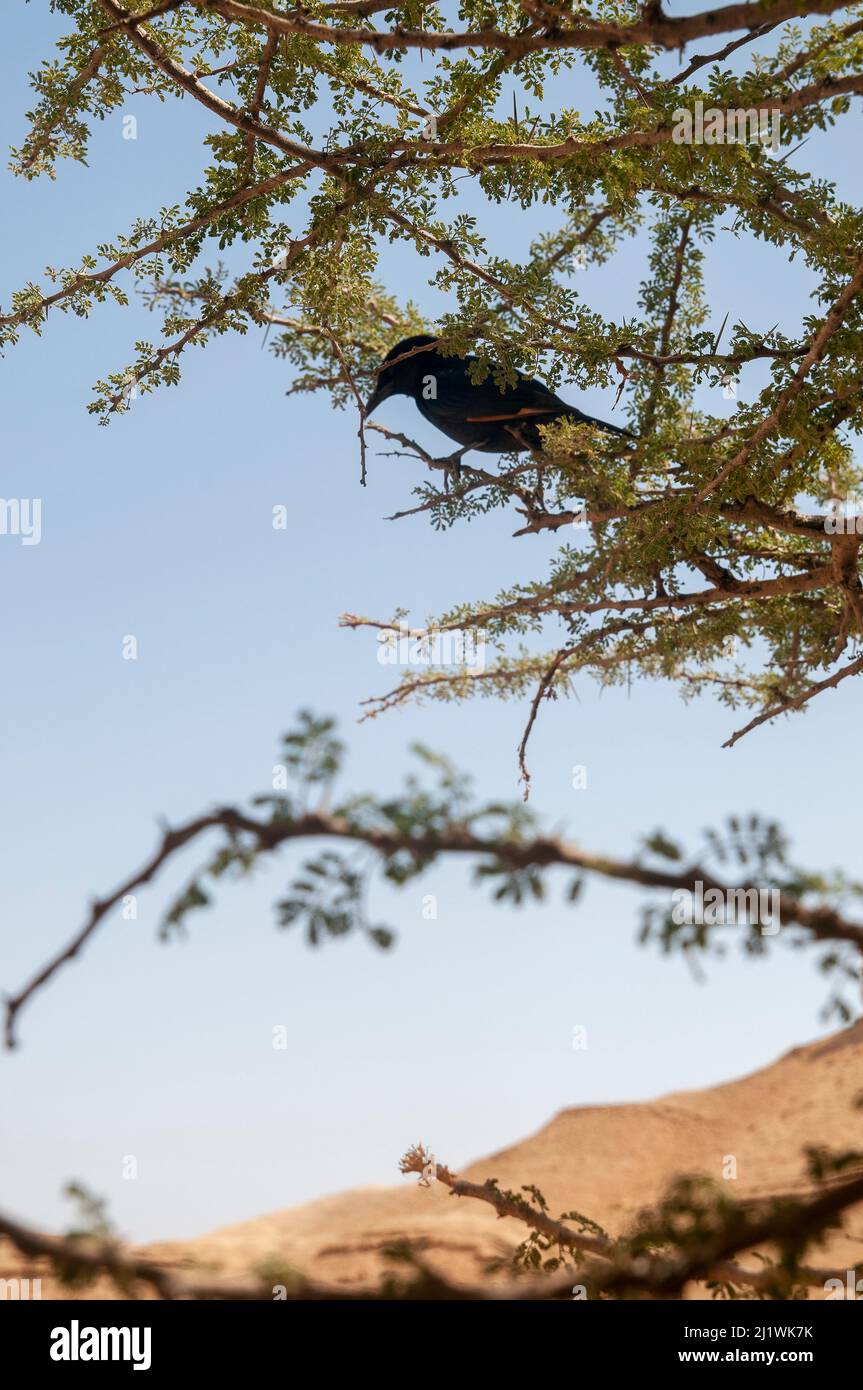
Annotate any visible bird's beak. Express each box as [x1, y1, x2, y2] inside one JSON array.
[[364, 377, 395, 417]]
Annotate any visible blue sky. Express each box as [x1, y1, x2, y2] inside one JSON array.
[[1, 4, 860, 1243]]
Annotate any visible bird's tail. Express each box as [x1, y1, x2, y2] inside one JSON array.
[[571, 408, 634, 440]]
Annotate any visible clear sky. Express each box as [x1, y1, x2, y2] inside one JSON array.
[[1, 5, 860, 1243]]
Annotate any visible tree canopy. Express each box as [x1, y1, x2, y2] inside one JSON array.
[[5, 0, 863, 776]]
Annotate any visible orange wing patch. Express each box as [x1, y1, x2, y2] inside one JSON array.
[[465, 407, 556, 422]]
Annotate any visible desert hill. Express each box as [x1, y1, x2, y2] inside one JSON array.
[[4, 1021, 862, 1297]]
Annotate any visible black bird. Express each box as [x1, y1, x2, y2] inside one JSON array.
[[364, 334, 632, 454]]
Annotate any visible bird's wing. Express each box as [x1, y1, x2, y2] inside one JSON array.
[[466, 380, 572, 423], [433, 364, 569, 421], [426, 360, 632, 441]]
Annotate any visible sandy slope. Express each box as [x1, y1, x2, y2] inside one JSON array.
[[4, 1021, 862, 1298]]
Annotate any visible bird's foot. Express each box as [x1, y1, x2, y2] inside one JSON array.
[[441, 449, 467, 491]]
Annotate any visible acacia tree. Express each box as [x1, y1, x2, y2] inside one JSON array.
[[6, 0, 863, 773], [3, 0, 863, 1299]]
